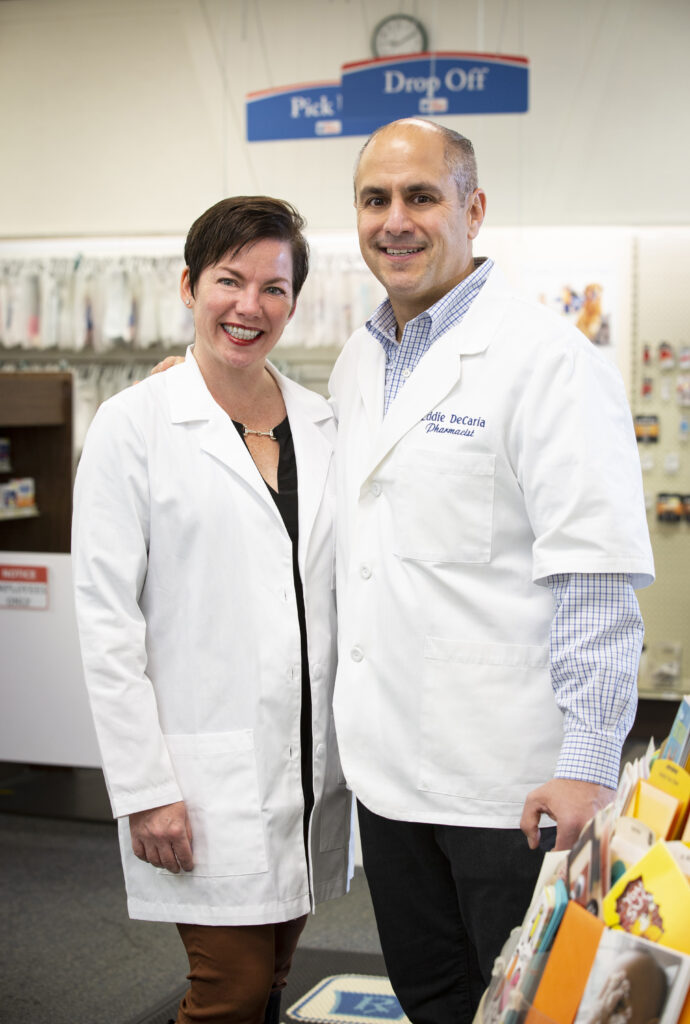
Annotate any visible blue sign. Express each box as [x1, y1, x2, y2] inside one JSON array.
[[341, 52, 529, 119], [331, 990, 406, 1020], [246, 52, 529, 141], [247, 82, 345, 141]]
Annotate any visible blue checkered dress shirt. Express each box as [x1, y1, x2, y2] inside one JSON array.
[[365, 260, 643, 789]]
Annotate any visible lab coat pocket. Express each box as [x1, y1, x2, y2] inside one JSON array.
[[318, 715, 351, 853], [392, 450, 495, 562], [418, 637, 560, 803], [164, 731, 268, 877]]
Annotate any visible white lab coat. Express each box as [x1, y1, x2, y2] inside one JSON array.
[[329, 265, 654, 830], [72, 351, 351, 925]]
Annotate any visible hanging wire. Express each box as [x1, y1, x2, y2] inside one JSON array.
[[253, 0, 274, 90], [221, 0, 230, 195], [495, 0, 509, 53], [427, 0, 439, 108], [537, 0, 611, 216], [516, 0, 525, 229], [359, 0, 371, 42], [198, 0, 261, 195]]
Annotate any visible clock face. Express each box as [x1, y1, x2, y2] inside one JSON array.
[[372, 14, 428, 57]]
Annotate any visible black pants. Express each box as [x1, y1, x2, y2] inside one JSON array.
[[357, 800, 556, 1024]]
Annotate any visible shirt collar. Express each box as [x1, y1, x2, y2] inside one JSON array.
[[366, 256, 493, 347]]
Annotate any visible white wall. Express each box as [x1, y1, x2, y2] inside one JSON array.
[[0, 553, 101, 767], [1, 0, 689, 237]]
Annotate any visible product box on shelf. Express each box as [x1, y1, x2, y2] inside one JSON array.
[[0, 477, 38, 519], [0, 436, 10, 473]]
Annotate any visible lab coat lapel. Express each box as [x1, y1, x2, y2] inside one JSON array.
[[359, 267, 507, 483], [356, 332, 386, 431], [165, 350, 284, 518], [369, 334, 464, 473], [274, 365, 334, 576]]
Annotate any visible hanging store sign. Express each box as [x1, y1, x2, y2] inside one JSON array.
[[246, 52, 529, 142], [247, 82, 345, 141], [341, 53, 529, 120], [0, 564, 49, 610]]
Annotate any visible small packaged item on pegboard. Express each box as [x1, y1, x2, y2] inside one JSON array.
[[678, 345, 690, 371], [647, 640, 683, 691], [0, 437, 11, 473], [676, 375, 690, 406], [656, 492, 683, 522], [659, 340, 675, 369], [634, 414, 659, 443], [641, 376, 654, 399]]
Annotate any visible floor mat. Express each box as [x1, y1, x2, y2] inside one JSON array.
[[287, 973, 408, 1023]]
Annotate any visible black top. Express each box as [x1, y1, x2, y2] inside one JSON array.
[[232, 416, 314, 841]]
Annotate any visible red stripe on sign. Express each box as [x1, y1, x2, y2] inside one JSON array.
[[0, 564, 48, 583], [341, 51, 529, 71], [246, 79, 339, 100]]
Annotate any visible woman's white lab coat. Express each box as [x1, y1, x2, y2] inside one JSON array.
[[72, 351, 351, 925]]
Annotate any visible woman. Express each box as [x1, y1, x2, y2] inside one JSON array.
[[72, 196, 352, 1024]]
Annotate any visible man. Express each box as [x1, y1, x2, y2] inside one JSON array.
[[328, 118, 653, 1024]]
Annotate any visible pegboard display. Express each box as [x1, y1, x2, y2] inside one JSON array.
[[2, 226, 688, 699], [631, 229, 690, 696]]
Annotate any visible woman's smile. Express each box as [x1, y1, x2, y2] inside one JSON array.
[[221, 323, 264, 344]]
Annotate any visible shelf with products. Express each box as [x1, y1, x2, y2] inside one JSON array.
[[0, 344, 343, 405], [628, 232, 690, 736], [0, 506, 40, 521], [0, 345, 187, 367], [0, 343, 342, 368], [0, 372, 73, 553]]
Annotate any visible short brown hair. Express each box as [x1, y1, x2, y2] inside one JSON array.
[[184, 196, 309, 299]]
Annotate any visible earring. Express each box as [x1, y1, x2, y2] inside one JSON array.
[[185, 299, 191, 307]]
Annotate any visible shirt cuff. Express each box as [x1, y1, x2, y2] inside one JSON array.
[[554, 728, 623, 790]]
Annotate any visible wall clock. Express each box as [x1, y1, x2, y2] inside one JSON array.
[[371, 14, 429, 57]]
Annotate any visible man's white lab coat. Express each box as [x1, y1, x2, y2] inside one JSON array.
[[329, 266, 653, 829]]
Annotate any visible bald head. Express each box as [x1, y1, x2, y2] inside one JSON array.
[[352, 116, 486, 325], [354, 119, 478, 201]]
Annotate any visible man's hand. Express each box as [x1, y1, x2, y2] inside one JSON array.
[[129, 800, 194, 873], [520, 779, 615, 851], [150, 355, 184, 374]]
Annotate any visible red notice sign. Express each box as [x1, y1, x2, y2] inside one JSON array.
[[0, 564, 49, 610]]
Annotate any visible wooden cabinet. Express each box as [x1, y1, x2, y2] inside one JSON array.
[[0, 372, 73, 553]]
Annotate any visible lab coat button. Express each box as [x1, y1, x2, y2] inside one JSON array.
[[350, 646, 363, 662], [360, 564, 372, 579], [311, 662, 322, 679], [316, 744, 325, 757], [370, 482, 382, 497]]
